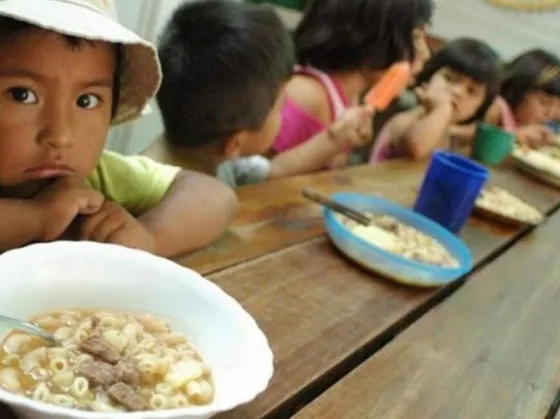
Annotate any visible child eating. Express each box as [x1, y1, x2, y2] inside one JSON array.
[[0, 0, 237, 256], [370, 38, 501, 162], [147, 0, 294, 187], [268, 0, 434, 176], [486, 49, 560, 148]]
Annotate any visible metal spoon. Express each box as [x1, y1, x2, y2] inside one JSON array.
[[0, 315, 58, 345]]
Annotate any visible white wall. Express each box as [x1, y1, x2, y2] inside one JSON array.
[[430, 0, 560, 59], [107, 0, 187, 155]]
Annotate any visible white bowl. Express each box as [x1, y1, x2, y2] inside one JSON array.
[[0, 242, 273, 419]]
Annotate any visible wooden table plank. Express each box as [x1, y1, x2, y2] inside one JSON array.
[[179, 161, 560, 276], [209, 181, 560, 419], [294, 210, 560, 419], [179, 161, 426, 274]]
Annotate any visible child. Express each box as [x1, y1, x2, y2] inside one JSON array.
[[486, 49, 560, 147], [370, 38, 501, 162], [0, 0, 237, 256], [268, 0, 434, 177], [149, 0, 294, 188]]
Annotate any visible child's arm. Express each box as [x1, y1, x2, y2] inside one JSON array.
[[78, 153, 238, 257], [80, 170, 238, 258], [269, 107, 374, 178], [395, 87, 454, 159], [0, 200, 46, 251], [449, 123, 477, 145], [0, 179, 104, 251], [138, 170, 237, 257]]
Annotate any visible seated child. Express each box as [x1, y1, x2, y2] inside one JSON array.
[[150, 0, 294, 188], [486, 49, 560, 148], [268, 0, 434, 176], [370, 38, 501, 162], [0, 0, 237, 257]]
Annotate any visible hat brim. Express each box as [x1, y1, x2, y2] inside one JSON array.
[[0, 0, 161, 125]]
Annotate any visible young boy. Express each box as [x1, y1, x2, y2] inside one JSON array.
[[0, 0, 237, 257], [146, 0, 294, 188]]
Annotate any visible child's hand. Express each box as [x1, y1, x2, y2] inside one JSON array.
[[329, 153, 350, 169], [33, 178, 104, 241], [517, 125, 555, 149], [327, 106, 374, 149], [79, 201, 156, 253], [415, 84, 453, 112]]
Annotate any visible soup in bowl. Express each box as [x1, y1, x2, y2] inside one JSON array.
[[0, 242, 273, 419]]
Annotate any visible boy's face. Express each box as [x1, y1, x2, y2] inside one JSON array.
[[0, 30, 115, 198]]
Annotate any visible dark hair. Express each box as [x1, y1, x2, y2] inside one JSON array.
[[157, 0, 294, 148], [0, 16, 122, 119], [415, 38, 502, 123], [501, 49, 560, 113], [294, 0, 433, 72]]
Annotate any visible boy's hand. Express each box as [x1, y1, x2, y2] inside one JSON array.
[[517, 124, 555, 149], [33, 178, 104, 241], [79, 201, 156, 253], [327, 106, 374, 149]]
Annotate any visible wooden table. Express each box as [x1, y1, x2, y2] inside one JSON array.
[[5, 161, 560, 419], [203, 163, 560, 419], [294, 209, 560, 419]]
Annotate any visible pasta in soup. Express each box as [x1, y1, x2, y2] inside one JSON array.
[[0, 311, 214, 412]]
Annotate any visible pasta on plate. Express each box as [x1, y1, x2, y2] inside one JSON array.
[[338, 214, 459, 268], [0, 311, 214, 412]]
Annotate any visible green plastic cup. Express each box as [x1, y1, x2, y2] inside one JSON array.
[[471, 123, 514, 166]]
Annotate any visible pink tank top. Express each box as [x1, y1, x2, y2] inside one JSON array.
[[273, 66, 350, 152]]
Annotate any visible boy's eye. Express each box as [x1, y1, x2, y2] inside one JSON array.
[[76, 94, 101, 110], [8, 87, 38, 104]]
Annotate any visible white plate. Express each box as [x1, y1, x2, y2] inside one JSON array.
[[0, 242, 273, 419], [473, 186, 544, 227], [511, 150, 560, 189]]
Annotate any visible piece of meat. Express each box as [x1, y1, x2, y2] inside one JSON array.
[[108, 382, 145, 412], [91, 316, 100, 329], [115, 357, 140, 387], [77, 361, 118, 388], [80, 335, 120, 364]]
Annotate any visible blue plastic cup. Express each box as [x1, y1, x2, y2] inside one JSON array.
[[414, 151, 489, 234]]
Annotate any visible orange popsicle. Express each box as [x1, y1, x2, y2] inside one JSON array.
[[365, 61, 411, 111]]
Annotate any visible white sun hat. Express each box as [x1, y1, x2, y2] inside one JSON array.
[[0, 0, 161, 125]]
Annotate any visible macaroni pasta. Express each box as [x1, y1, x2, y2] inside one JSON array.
[[0, 311, 214, 412]]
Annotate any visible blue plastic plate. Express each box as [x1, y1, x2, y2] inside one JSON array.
[[323, 193, 474, 287]]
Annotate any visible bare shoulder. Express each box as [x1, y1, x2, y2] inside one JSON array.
[[285, 75, 331, 124]]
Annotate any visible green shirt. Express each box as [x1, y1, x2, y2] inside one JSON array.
[[85, 151, 180, 216]]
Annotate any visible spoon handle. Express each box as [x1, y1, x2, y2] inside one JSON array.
[[0, 315, 57, 344], [302, 189, 371, 226]]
